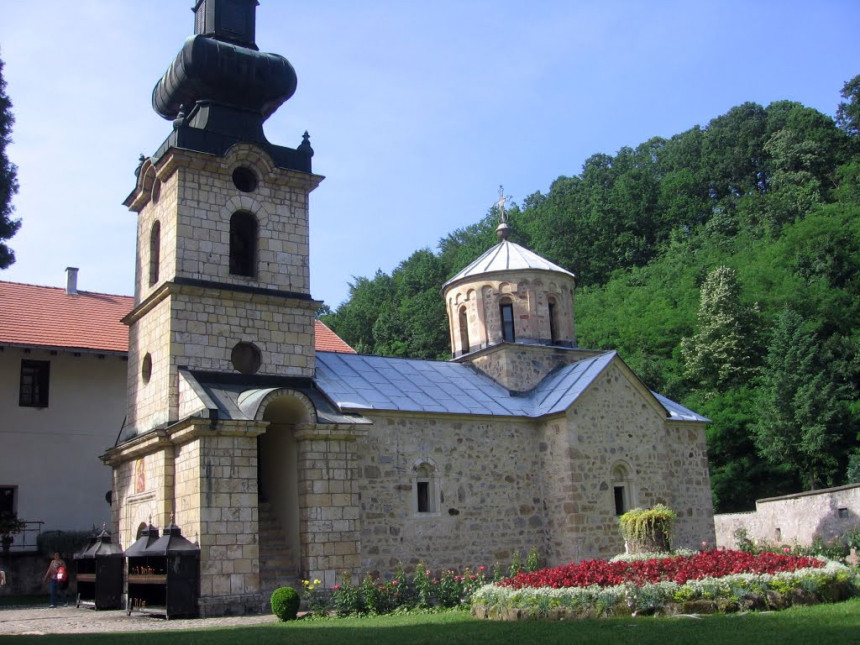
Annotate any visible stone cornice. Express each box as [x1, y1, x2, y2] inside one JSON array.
[[122, 279, 320, 325]]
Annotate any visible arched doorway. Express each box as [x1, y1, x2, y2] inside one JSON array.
[[255, 392, 314, 581]]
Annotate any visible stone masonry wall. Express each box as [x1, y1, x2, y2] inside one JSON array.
[[546, 362, 714, 562], [468, 345, 602, 393], [182, 428, 263, 616], [355, 412, 548, 575], [296, 435, 361, 589], [714, 484, 860, 549]]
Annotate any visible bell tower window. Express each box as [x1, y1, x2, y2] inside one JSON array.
[[500, 301, 515, 342], [458, 306, 470, 354], [548, 298, 558, 344], [229, 211, 257, 277]]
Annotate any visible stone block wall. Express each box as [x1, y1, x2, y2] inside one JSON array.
[[467, 345, 602, 393], [714, 484, 860, 549], [179, 427, 263, 616], [296, 435, 361, 588], [548, 362, 714, 561], [354, 412, 548, 575]]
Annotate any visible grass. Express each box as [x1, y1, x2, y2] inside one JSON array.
[[1, 599, 859, 645]]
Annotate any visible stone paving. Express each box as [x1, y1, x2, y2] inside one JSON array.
[[0, 605, 278, 635]]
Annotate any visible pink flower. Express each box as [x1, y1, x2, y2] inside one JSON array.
[[391, 579, 399, 585], [783, 547, 791, 554], [701, 541, 709, 549], [332, 584, 342, 591]]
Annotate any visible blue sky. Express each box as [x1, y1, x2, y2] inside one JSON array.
[[1, 1, 858, 309]]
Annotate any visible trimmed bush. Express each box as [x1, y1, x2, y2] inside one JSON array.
[[271, 586, 301, 621], [37, 530, 92, 558]]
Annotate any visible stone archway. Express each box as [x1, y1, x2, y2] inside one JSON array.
[[255, 391, 314, 586]]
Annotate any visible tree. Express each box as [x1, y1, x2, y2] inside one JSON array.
[[0, 52, 21, 268], [752, 308, 851, 489], [681, 266, 759, 392], [836, 74, 860, 138]]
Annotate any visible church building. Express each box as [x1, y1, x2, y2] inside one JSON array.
[[103, 0, 714, 616]]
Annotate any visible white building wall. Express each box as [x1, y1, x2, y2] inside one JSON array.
[[0, 347, 127, 531]]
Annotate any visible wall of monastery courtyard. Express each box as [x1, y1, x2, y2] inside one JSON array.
[[714, 483, 860, 549]]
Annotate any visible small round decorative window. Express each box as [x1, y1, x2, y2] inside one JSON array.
[[141, 353, 153, 384], [232, 167, 258, 193], [231, 342, 262, 375]]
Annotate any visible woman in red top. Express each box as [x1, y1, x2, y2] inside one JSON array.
[[43, 552, 67, 607]]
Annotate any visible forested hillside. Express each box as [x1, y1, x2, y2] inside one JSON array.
[[323, 76, 860, 513]]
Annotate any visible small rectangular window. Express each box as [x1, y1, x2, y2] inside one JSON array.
[[20, 360, 50, 407], [0, 487, 15, 515], [838, 507, 849, 519], [417, 481, 430, 513]]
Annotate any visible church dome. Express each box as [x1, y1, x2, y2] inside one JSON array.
[[443, 240, 576, 290], [442, 238, 578, 358]]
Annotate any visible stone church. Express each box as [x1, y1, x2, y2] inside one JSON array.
[[102, 0, 715, 616]]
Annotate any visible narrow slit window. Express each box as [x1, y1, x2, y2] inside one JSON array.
[[417, 481, 430, 513], [458, 306, 470, 354], [548, 299, 557, 343], [614, 485, 626, 516], [149, 221, 161, 286], [500, 302, 515, 342]]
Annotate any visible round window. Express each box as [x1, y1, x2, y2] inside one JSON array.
[[141, 353, 153, 384], [232, 167, 258, 193], [231, 342, 262, 375]]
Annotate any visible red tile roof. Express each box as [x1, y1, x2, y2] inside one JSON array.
[[0, 280, 355, 355], [315, 319, 356, 354]]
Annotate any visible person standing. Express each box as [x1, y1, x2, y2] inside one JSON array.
[[43, 552, 67, 608]]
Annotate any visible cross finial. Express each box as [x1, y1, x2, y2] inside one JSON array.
[[495, 185, 510, 241]]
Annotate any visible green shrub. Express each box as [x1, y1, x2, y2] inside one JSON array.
[[619, 505, 676, 553], [271, 586, 301, 621]]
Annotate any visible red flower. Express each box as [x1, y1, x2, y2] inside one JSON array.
[[499, 550, 824, 590]]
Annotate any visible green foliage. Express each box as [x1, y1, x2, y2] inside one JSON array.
[[618, 505, 676, 552], [681, 266, 760, 391], [270, 586, 301, 621], [837, 74, 860, 138], [0, 53, 21, 268], [324, 80, 860, 510], [752, 308, 853, 489], [36, 530, 91, 558]]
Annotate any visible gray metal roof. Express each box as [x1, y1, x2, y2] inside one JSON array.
[[443, 240, 576, 289], [314, 350, 708, 423]]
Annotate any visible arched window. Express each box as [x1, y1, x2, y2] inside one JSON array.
[[458, 306, 470, 354], [612, 464, 633, 516], [148, 221, 161, 286], [548, 297, 558, 344], [413, 461, 438, 514], [230, 211, 257, 277], [500, 300, 515, 342]]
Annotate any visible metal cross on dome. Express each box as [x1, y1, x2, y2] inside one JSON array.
[[497, 185, 507, 224]]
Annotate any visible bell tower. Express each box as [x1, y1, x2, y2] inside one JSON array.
[[105, 0, 325, 615], [122, 0, 322, 437]]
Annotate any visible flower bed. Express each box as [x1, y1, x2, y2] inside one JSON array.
[[472, 550, 858, 621]]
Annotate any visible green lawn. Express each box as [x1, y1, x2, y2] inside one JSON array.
[[2, 599, 860, 645]]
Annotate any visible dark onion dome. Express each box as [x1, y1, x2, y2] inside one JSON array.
[[152, 35, 297, 121]]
